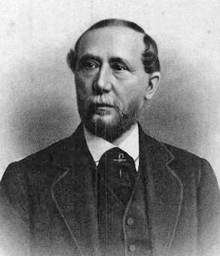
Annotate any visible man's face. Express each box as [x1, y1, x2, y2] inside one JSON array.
[[74, 26, 156, 141]]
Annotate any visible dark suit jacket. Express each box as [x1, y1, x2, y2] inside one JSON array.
[[0, 123, 220, 256]]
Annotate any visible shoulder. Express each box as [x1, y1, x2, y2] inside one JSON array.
[[140, 126, 216, 185], [162, 144, 218, 194], [163, 141, 205, 164], [0, 136, 70, 192], [162, 141, 212, 172], [1, 124, 86, 185], [4, 134, 73, 171], [141, 125, 205, 165]]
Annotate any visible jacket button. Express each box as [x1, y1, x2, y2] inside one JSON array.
[[127, 217, 134, 225], [128, 244, 136, 252]]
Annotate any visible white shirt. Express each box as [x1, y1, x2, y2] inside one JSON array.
[[84, 123, 140, 171]]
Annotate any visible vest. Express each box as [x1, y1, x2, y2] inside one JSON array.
[[97, 164, 152, 256]]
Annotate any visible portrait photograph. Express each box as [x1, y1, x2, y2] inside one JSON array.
[[0, 1, 219, 256]]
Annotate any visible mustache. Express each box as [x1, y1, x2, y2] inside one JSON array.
[[85, 95, 123, 111]]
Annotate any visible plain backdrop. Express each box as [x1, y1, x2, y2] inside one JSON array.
[[0, 0, 220, 183]]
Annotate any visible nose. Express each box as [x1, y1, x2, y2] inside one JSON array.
[[93, 64, 112, 93]]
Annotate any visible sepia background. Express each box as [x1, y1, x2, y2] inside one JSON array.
[[0, 0, 220, 183]]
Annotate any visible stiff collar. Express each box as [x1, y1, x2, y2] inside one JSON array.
[[84, 124, 139, 170]]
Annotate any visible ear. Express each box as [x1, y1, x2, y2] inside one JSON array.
[[66, 49, 77, 73], [144, 72, 161, 100]]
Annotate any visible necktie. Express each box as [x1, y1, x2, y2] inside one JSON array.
[[97, 148, 137, 255], [97, 147, 137, 205]]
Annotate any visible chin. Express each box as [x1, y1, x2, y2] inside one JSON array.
[[92, 113, 117, 126], [83, 113, 136, 142]]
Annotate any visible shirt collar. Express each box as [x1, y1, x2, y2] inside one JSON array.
[[84, 123, 139, 164]]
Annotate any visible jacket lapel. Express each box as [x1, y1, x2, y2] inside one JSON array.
[[48, 123, 183, 256], [139, 126, 183, 255], [50, 124, 101, 256]]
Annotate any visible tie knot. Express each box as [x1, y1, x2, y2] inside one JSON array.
[[99, 147, 135, 169]]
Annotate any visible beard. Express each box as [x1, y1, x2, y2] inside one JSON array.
[[76, 93, 140, 142]]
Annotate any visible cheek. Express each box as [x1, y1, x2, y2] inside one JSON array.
[[128, 95, 143, 109], [119, 82, 146, 108], [75, 75, 92, 95]]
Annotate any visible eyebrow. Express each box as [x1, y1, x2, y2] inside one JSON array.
[[78, 54, 130, 66], [109, 57, 130, 67], [78, 54, 102, 63]]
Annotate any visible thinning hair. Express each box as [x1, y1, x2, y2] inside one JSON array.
[[67, 18, 160, 74]]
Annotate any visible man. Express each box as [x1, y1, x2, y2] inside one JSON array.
[[0, 19, 219, 256]]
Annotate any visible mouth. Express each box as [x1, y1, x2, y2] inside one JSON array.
[[92, 103, 114, 116], [95, 103, 114, 108]]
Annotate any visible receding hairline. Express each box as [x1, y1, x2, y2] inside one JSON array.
[[87, 19, 145, 33], [67, 19, 160, 73], [74, 19, 146, 53], [76, 26, 145, 53]]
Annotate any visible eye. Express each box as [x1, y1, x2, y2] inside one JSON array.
[[80, 60, 99, 70], [111, 63, 128, 72]]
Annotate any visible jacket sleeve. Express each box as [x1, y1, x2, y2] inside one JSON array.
[[197, 159, 220, 256], [0, 163, 31, 256]]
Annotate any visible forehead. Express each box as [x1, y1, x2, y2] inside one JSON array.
[[77, 26, 145, 60]]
